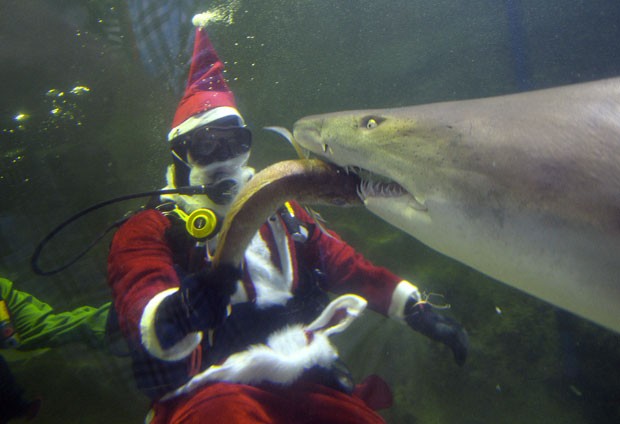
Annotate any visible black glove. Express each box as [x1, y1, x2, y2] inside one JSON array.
[[404, 297, 469, 366], [155, 265, 241, 349]]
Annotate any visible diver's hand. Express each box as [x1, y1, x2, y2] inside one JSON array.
[[155, 265, 240, 349], [404, 297, 469, 366]]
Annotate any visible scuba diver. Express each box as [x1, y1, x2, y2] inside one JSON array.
[[107, 12, 469, 424], [0, 277, 110, 423]]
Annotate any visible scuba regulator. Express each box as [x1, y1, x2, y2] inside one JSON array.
[[31, 184, 225, 276], [167, 206, 220, 240]]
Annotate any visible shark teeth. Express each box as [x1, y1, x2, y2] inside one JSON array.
[[357, 179, 406, 198], [353, 167, 428, 211]]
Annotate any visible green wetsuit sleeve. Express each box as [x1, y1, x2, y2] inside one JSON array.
[[0, 278, 111, 351]]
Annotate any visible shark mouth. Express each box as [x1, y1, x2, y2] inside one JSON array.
[[345, 166, 428, 211], [262, 126, 427, 211]]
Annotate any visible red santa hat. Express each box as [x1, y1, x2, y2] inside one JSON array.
[[168, 13, 244, 141]]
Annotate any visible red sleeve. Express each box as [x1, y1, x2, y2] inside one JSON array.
[[107, 209, 180, 342], [292, 204, 402, 316]]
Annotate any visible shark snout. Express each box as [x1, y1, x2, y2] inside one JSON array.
[[293, 117, 324, 148]]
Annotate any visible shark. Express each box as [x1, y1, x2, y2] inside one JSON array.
[[292, 78, 620, 333]]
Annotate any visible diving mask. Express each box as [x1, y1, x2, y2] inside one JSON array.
[[171, 126, 252, 166]]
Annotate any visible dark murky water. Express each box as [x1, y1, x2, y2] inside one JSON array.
[[1, 0, 619, 422]]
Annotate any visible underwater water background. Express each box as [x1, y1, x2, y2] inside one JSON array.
[[1, 0, 619, 422]]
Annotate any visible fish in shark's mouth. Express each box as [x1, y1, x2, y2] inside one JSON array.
[[214, 158, 362, 267]]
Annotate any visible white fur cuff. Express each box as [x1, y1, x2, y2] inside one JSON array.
[[140, 288, 203, 361], [387, 280, 421, 322]]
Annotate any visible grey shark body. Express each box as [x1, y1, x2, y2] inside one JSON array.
[[293, 78, 620, 333]]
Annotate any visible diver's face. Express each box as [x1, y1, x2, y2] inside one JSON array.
[[173, 125, 252, 184], [187, 126, 251, 166], [185, 125, 253, 201], [175, 126, 252, 167], [169, 124, 254, 213], [188, 151, 251, 189], [187, 151, 254, 215]]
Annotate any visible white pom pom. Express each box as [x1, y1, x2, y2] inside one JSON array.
[[192, 12, 214, 28]]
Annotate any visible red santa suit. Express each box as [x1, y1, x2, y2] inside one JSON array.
[[107, 12, 429, 423], [108, 201, 420, 424]]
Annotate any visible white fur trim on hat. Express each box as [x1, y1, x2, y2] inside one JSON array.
[[168, 106, 244, 141], [192, 12, 215, 29]]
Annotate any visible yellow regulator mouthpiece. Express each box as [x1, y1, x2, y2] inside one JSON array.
[[170, 206, 219, 239], [186, 208, 218, 239]]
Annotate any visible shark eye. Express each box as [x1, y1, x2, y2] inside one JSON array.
[[361, 116, 385, 130]]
